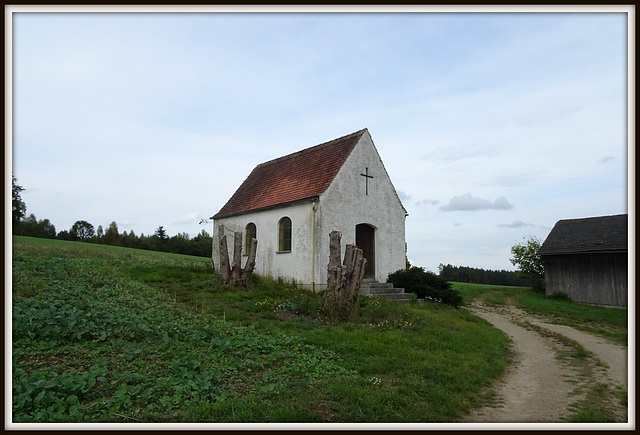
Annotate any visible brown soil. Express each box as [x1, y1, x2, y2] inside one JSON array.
[[462, 303, 628, 423]]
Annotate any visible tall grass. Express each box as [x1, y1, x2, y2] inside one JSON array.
[[11, 236, 509, 423]]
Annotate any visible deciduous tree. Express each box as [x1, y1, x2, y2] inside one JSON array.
[[510, 236, 545, 292], [70, 220, 95, 242], [20, 214, 56, 239], [38, 219, 57, 239], [12, 175, 26, 229]]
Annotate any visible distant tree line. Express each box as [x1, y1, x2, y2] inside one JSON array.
[[438, 263, 533, 287], [11, 175, 212, 258]]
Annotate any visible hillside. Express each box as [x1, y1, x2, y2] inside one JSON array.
[[11, 236, 512, 423]]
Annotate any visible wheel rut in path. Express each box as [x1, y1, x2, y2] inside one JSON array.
[[462, 303, 627, 423]]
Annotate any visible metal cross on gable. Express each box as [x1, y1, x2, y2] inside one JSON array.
[[360, 167, 373, 195]]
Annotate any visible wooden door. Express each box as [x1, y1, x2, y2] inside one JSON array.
[[356, 224, 375, 279]]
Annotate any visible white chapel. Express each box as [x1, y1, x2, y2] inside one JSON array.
[[211, 128, 407, 291]]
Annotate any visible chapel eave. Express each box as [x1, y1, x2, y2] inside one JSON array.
[[211, 196, 320, 220]]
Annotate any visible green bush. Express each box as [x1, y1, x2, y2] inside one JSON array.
[[387, 267, 463, 308]]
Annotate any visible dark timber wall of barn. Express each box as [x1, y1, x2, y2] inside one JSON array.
[[543, 253, 628, 307]]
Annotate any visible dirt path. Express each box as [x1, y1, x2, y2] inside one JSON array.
[[462, 303, 628, 423]]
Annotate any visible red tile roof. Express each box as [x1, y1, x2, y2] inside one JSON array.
[[213, 129, 367, 219]]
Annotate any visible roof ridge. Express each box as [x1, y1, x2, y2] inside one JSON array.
[[256, 128, 367, 168], [558, 213, 627, 223], [212, 128, 369, 219], [538, 214, 628, 255]]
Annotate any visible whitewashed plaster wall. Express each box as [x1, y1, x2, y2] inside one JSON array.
[[212, 201, 315, 287], [212, 131, 407, 291], [314, 131, 407, 286]]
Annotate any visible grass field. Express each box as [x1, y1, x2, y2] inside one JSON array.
[[10, 236, 627, 423], [452, 282, 628, 346]]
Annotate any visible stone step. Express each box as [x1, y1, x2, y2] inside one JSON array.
[[359, 281, 413, 302], [362, 282, 394, 289], [363, 293, 414, 302], [360, 282, 395, 292], [368, 287, 406, 295], [378, 293, 414, 301]]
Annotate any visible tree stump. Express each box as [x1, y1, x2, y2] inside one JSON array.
[[218, 226, 231, 284], [231, 231, 243, 285], [322, 231, 367, 319], [218, 228, 257, 287]]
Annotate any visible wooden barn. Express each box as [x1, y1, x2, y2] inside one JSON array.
[[538, 214, 628, 307]]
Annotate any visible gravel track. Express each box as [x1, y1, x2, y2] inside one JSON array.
[[462, 303, 628, 423]]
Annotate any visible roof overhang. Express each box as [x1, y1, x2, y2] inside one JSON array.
[[211, 196, 319, 220], [538, 248, 628, 256]]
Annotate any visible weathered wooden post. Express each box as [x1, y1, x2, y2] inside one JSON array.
[[243, 238, 258, 286], [344, 244, 366, 302], [322, 230, 367, 318]]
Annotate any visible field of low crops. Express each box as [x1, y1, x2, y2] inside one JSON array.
[[11, 236, 518, 424]]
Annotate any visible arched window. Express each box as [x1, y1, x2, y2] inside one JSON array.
[[278, 217, 292, 252], [245, 222, 256, 255]]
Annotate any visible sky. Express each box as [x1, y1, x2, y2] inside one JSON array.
[[7, 6, 632, 272]]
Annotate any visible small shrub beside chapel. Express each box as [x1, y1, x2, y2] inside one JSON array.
[[387, 266, 463, 308]]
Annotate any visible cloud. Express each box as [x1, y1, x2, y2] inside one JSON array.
[[440, 193, 514, 212], [396, 189, 411, 202], [10, 12, 628, 271], [498, 219, 534, 228], [415, 199, 440, 207], [173, 211, 201, 225]]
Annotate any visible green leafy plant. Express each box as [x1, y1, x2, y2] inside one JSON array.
[[15, 237, 583, 423], [387, 266, 463, 308], [510, 235, 545, 292]]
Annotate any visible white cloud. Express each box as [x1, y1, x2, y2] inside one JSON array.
[[10, 10, 629, 270], [440, 193, 514, 212], [396, 190, 411, 202], [498, 220, 535, 229]]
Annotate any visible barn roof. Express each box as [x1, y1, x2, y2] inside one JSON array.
[[538, 214, 628, 256], [212, 129, 367, 219]]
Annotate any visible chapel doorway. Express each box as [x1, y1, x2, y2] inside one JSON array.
[[355, 224, 375, 280]]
